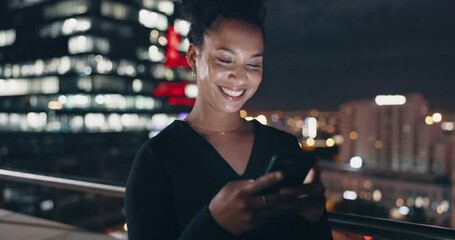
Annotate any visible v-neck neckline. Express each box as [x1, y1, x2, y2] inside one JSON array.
[[179, 119, 261, 178]]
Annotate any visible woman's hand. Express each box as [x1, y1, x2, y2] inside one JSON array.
[[208, 172, 285, 235], [209, 167, 326, 235], [273, 167, 326, 222]]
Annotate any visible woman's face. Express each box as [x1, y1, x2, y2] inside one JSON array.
[[188, 18, 264, 114]]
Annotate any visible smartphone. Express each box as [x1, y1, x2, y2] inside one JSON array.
[[261, 152, 317, 194]]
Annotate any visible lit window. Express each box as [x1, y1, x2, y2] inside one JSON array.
[[106, 113, 122, 131], [69, 115, 84, 131], [302, 117, 317, 138], [132, 79, 143, 92], [12, 64, 20, 78], [9, 0, 52, 9], [151, 114, 172, 130], [184, 84, 198, 98], [121, 114, 141, 129], [135, 96, 155, 110], [58, 56, 71, 74], [158, 36, 168, 46], [178, 38, 190, 52], [3, 64, 12, 78], [101, 0, 136, 21], [68, 35, 110, 54], [27, 112, 48, 130], [142, 0, 155, 9], [43, 0, 89, 19], [157, 1, 174, 15], [148, 45, 165, 62], [0, 113, 8, 127], [151, 64, 166, 79], [62, 18, 92, 35], [139, 9, 168, 31], [41, 76, 59, 94], [0, 29, 16, 47], [77, 77, 92, 91], [68, 35, 93, 54], [85, 113, 106, 130], [117, 60, 137, 77], [174, 19, 190, 36], [0, 79, 29, 96], [66, 94, 91, 108], [96, 57, 113, 73]]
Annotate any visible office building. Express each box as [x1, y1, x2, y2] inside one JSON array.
[[338, 94, 444, 173], [0, 0, 193, 231]]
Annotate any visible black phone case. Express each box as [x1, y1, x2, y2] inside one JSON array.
[[261, 152, 317, 194]]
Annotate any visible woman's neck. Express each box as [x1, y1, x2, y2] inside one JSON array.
[[186, 103, 245, 133]]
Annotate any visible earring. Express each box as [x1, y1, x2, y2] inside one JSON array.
[[192, 70, 196, 78]]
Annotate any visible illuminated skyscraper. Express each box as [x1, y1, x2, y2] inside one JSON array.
[[0, 0, 194, 133], [339, 94, 444, 173]]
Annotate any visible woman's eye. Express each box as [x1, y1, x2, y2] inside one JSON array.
[[217, 58, 233, 64], [247, 63, 261, 69]]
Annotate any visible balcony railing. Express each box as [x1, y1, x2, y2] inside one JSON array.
[[1, 168, 455, 240]]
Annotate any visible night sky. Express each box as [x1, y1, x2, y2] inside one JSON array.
[[247, 0, 455, 112]]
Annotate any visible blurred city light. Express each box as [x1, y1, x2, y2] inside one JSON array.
[[425, 116, 434, 125], [442, 122, 454, 131], [326, 138, 335, 147], [240, 110, 248, 118], [138, 9, 168, 30], [399, 206, 410, 215], [184, 84, 198, 98], [343, 191, 358, 200], [432, 113, 442, 123], [374, 95, 406, 106], [157, 1, 174, 15], [306, 138, 315, 147], [372, 190, 382, 202], [0, 29, 16, 47], [255, 115, 267, 125], [349, 131, 358, 140], [396, 198, 404, 207], [304, 117, 317, 138], [350, 156, 363, 168], [174, 19, 190, 36]]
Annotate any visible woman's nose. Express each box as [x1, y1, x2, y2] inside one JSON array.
[[228, 65, 247, 83]]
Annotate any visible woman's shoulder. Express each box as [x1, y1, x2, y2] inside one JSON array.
[[143, 120, 188, 150], [133, 120, 189, 166]]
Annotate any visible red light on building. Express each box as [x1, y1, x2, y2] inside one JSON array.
[[168, 97, 195, 106], [164, 26, 190, 69], [152, 82, 196, 107], [364, 236, 373, 240], [152, 82, 187, 97]]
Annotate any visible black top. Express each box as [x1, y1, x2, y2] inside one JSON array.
[[125, 120, 333, 239]]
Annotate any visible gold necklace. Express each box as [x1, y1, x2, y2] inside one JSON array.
[[183, 119, 247, 135]]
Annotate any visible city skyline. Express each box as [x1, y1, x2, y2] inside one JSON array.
[[247, 0, 455, 112]]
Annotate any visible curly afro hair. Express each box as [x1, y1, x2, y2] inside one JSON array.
[[181, 0, 266, 47]]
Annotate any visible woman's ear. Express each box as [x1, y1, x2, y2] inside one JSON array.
[[186, 44, 198, 71]]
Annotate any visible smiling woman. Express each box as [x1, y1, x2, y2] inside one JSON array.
[[125, 0, 333, 239]]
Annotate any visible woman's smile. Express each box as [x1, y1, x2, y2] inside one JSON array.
[[219, 86, 246, 99]]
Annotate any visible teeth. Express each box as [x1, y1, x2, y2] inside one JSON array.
[[221, 87, 244, 97]]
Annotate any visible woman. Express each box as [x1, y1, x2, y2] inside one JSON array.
[[125, 0, 333, 239]]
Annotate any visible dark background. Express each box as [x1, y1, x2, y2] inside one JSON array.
[[247, 0, 455, 112]]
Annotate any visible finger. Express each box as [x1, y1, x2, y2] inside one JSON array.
[[296, 195, 326, 207], [246, 195, 268, 209], [243, 172, 283, 194], [279, 183, 325, 199], [303, 168, 316, 184]]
